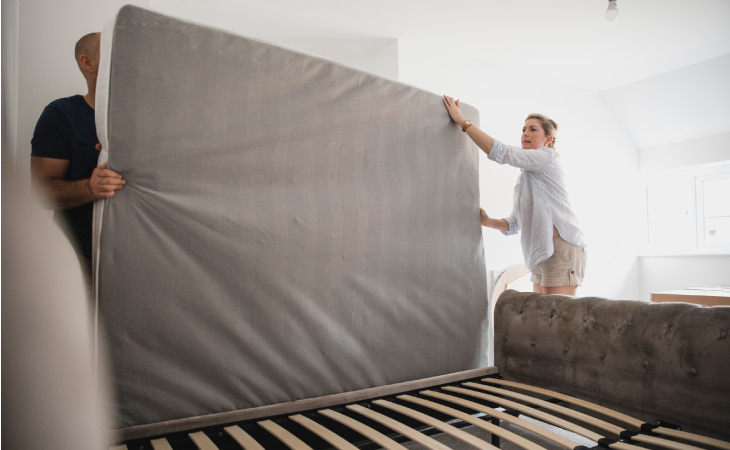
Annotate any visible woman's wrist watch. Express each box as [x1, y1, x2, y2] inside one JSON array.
[[461, 120, 473, 132]]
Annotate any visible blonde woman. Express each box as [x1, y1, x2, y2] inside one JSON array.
[[443, 95, 586, 295]]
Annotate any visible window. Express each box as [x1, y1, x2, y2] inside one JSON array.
[[697, 173, 730, 246], [642, 162, 730, 255]]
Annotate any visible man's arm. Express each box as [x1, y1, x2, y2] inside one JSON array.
[[31, 156, 125, 209]]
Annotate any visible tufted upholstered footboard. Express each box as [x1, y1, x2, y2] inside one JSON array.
[[494, 289, 730, 440]]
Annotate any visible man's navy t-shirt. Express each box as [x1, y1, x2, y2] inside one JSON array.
[[31, 94, 99, 259]]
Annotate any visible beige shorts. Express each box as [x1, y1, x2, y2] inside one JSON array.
[[531, 236, 587, 287]]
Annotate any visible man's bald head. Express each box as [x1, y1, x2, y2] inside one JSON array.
[[74, 32, 101, 74]]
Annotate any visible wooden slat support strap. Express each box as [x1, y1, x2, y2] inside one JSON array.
[[444, 386, 646, 450], [259, 419, 313, 450], [483, 378, 644, 427], [224, 425, 267, 450], [421, 390, 581, 450], [150, 437, 174, 450], [189, 431, 220, 450], [318, 408, 409, 450], [347, 404, 452, 450], [463, 382, 625, 435], [483, 378, 730, 450], [398, 394, 548, 450], [451, 385, 705, 450], [289, 414, 360, 450], [373, 399, 498, 450], [444, 386, 605, 443]]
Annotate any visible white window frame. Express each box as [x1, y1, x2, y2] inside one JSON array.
[[696, 171, 730, 248], [640, 162, 730, 256]]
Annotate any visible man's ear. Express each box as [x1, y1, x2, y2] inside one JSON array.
[[78, 54, 95, 74]]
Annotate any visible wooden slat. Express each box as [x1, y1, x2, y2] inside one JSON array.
[[446, 387, 676, 450], [482, 378, 642, 428], [445, 386, 605, 442], [224, 425, 266, 450], [188, 431, 220, 450], [150, 437, 174, 450], [422, 390, 580, 450], [483, 378, 730, 450], [318, 408, 408, 450], [632, 434, 713, 450], [289, 414, 359, 450], [655, 427, 730, 450], [259, 419, 313, 450], [398, 394, 547, 450], [347, 404, 451, 450], [374, 399, 498, 450], [464, 382, 625, 435]]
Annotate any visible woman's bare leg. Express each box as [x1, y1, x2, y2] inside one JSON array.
[[542, 285, 578, 296]]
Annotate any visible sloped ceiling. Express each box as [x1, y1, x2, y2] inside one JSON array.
[[152, 0, 730, 150], [601, 54, 730, 150]]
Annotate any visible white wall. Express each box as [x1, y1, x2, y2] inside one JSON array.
[[640, 255, 730, 296], [4, 0, 150, 184], [635, 131, 730, 300], [398, 39, 642, 300]]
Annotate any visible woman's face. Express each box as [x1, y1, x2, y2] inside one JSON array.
[[521, 118, 552, 149]]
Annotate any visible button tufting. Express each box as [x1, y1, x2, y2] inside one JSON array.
[[721, 331, 728, 338], [690, 367, 698, 375], [643, 360, 649, 367]]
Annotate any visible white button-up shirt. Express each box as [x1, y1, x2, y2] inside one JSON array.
[[488, 139, 586, 270]]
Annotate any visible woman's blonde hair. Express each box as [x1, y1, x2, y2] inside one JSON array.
[[526, 113, 558, 149]]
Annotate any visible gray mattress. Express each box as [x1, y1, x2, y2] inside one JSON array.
[[94, 5, 487, 429]]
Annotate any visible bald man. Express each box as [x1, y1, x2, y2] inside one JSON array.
[[31, 32, 125, 275]]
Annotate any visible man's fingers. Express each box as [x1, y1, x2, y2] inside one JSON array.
[[100, 176, 126, 189], [99, 168, 124, 179]]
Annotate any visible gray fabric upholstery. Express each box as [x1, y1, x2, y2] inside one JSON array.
[[494, 290, 730, 440], [95, 6, 488, 429]]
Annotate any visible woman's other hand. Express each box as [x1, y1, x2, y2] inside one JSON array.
[[480, 208, 489, 227], [443, 95, 466, 124]]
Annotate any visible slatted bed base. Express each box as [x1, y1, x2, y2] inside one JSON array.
[[110, 374, 730, 450]]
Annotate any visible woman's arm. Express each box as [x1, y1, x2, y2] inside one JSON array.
[[481, 208, 509, 232], [443, 95, 494, 155]]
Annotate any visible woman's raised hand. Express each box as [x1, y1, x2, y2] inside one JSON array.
[[443, 95, 466, 124]]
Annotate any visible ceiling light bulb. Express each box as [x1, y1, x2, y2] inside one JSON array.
[[605, 0, 619, 21]]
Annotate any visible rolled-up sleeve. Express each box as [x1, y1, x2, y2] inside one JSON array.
[[502, 212, 519, 236], [488, 139, 555, 172]]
